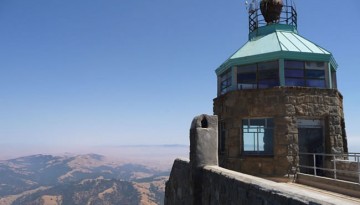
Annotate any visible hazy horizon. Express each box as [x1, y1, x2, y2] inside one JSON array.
[[1, 141, 359, 162], [0, 144, 189, 161]]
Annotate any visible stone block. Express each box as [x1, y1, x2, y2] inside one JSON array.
[[285, 104, 296, 115], [297, 96, 305, 104]]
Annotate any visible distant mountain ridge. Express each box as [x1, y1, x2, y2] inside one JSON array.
[[0, 154, 168, 205]]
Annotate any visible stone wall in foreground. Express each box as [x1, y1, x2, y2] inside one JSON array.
[[165, 158, 338, 205]]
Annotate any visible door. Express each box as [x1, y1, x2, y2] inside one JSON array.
[[298, 119, 324, 175]]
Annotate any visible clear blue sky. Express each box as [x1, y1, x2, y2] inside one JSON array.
[[0, 0, 359, 153]]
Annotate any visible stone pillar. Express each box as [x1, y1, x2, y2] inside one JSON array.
[[190, 114, 219, 168], [189, 114, 218, 205]]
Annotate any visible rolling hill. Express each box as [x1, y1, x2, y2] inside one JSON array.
[[0, 154, 169, 205]]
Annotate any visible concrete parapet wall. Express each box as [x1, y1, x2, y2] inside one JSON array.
[[165, 158, 347, 205], [165, 158, 192, 205], [297, 173, 360, 198]]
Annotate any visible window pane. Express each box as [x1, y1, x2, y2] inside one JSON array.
[[285, 78, 305, 86], [263, 129, 274, 154], [258, 79, 279, 88], [258, 127, 265, 133], [243, 118, 274, 155], [285, 60, 304, 69], [306, 70, 325, 79], [250, 119, 265, 126], [221, 79, 231, 89], [238, 73, 256, 81], [242, 119, 249, 127], [258, 69, 278, 79], [258, 61, 278, 70], [220, 69, 232, 94], [266, 118, 274, 127], [248, 125, 258, 133], [305, 61, 325, 70], [306, 79, 325, 88], [238, 64, 257, 73], [257, 133, 265, 151], [285, 69, 304, 78], [243, 133, 255, 151], [221, 69, 231, 78]]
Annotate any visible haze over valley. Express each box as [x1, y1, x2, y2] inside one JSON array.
[[0, 145, 188, 205]]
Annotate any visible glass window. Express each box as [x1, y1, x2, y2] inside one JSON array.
[[285, 78, 305, 86], [285, 69, 304, 78], [258, 79, 279, 88], [285, 60, 304, 69], [258, 69, 278, 79], [258, 61, 279, 87], [220, 69, 232, 94], [238, 64, 257, 72], [285, 60, 327, 88], [238, 73, 256, 81], [258, 61, 278, 70], [306, 79, 326, 88], [306, 70, 325, 79], [305, 61, 325, 70], [237, 61, 279, 90], [285, 60, 304, 88], [242, 118, 274, 155], [238, 64, 257, 90]]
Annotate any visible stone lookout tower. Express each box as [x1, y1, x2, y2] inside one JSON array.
[[214, 0, 348, 177]]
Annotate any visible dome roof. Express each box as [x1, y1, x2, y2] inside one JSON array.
[[216, 24, 337, 75]]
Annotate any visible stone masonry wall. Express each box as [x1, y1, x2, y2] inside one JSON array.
[[213, 87, 347, 176], [165, 158, 340, 205]]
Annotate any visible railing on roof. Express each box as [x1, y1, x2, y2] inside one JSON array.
[[298, 152, 360, 184], [249, 4, 297, 33]]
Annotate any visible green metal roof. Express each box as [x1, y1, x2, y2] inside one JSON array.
[[216, 24, 338, 75]]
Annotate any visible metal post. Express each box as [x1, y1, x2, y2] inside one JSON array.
[[313, 154, 317, 176], [333, 155, 337, 179], [286, 0, 289, 24]]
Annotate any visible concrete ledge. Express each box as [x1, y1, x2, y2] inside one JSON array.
[[166, 159, 360, 205], [297, 173, 360, 198], [203, 165, 336, 205]]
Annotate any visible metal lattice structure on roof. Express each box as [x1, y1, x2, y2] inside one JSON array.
[[248, 0, 297, 33]]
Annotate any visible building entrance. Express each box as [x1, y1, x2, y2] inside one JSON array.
[[297, 119, 324, 175]]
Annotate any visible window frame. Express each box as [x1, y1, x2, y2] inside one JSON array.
[[220, 69, 232, 94], [242, 118, 274, 156], [285, 60, 326, 88], [237, 61, 279, 90]]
